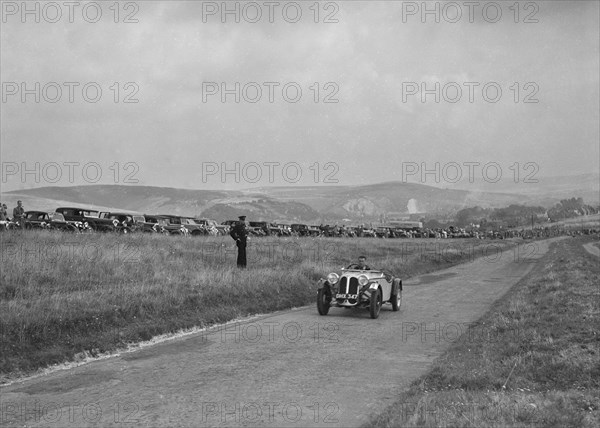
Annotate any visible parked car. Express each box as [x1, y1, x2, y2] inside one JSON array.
[[140, 214, 169, 233], [249, 221, 271, 236], [273, 222, 293, 236], [291, 223, 310, 236], [390, 227, 409, 238], [55, 207, 117, 232], [0, 220, 17, 231], [180, 217, 213, 236], [341, 226, 356, 237], [23, 211, 79, 232], [316, 263, 402, 319], [365, 228, 378, 238], [98, 212, 143, 233], [375, 226, 391, 238], [194, 218, 224, 235], [268, 223, 285, 236], [307, 225, 323, 237], [319, 224, 339, 237], [157, 215, 193, 236]]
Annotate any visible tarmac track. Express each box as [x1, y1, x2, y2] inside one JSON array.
[[0, 238, 562, 428]]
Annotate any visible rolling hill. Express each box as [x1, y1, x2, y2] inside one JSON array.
[[248, 182, 534, 219], [445, 173, 599, 205], [0, 181, 558, 222]]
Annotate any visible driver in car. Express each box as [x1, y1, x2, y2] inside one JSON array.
[[357, 255, 370, 270]]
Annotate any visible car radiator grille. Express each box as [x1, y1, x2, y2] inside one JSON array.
[[339, 277, 359, 294]]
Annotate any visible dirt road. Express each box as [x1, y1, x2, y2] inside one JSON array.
[[0, 239, 558, 427]]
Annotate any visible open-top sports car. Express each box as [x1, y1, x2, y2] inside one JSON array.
[[317, 264, 402, 319]]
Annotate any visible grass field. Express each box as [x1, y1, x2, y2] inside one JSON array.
[[0, 230, 518, 380], [367, 235, 600, 427]]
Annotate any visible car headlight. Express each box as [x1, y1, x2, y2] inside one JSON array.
[[358, 275, 369, 286], [327, 273, 339, 284]]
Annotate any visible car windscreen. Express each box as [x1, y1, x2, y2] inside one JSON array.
[[28, 213, 47, 220], [51, 213, 66, 222], [110, 215, 131, 221]]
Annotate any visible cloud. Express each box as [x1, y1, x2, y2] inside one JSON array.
[[1, 1, 598, 191]]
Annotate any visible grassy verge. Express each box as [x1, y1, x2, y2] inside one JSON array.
[[1, 230, 517, 379], [367, 235, 600, 427]]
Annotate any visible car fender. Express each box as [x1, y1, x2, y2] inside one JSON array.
[[365, 283, 384, 302], [385, 282, 394, 300]]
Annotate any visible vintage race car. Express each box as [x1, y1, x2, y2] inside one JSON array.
[[317, 264, 402, 319]]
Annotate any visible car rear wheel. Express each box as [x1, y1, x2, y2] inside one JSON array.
[[317, 288, 331, 315], [391, 289, 402, 312], [391, 279, 402, 311], [370, 288, 382, 319]]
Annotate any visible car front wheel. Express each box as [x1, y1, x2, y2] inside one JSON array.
[[370, 288, 382, 319], [317, 288, 331, 316]]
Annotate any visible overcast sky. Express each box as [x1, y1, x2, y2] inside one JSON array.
[[1, 0, 598, 192]]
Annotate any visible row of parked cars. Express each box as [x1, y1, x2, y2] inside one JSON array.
[[246, 223, 422, 238], [5, 206, 431, 238], [10, 207, 228, 236]]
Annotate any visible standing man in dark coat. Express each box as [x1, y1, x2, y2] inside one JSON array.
[[0, 203, 7, 221], [13, 200, 25, 229], [230, 215, 248, 268]]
